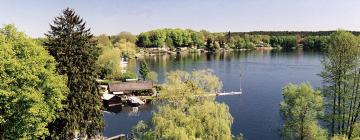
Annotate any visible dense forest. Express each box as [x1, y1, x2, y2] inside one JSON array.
[[91, 29, 359, 52], [230, 31, 360, 36], [35, 26, 360, 53]]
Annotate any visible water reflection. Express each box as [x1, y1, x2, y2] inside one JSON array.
[[104, 50, 323, 140]]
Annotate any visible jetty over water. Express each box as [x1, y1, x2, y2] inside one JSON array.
[[217, 91, 243, 96], [105, 134, 126, 140], [206, 90, 243, 96]]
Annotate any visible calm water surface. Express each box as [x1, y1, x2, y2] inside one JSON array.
[[103, 50, 323, 140]]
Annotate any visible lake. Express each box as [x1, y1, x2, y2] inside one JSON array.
[[103, 50, 323, 140]]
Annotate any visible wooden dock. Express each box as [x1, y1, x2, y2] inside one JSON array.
[[206, 91, 243, 96], [105, 134, 126, 140], [217, 91, 243, 96]]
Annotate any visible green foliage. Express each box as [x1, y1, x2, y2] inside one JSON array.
[[146, 71, 158, 83], [133, 70, 233, 140], [159, 70, 222, 101], [97, 47, 121, 79], [227, 34, 269, 49], [112, 31, 137, 44], [34, 37, 47, 46], [165, 37, 175, 51], [351, 123, 360, 139], [199, 30, 213, 41], [139, 62, 150, 80], [213, 41, 221, 50], [190, 31, 204, 48], [243, 41, 255, 49], [280, 83, 327, 140], [270, 36, 297, 49], [302, 36, 330, 51], [320, 30, 360, 137], [260, 35, 271, 44], [113, 71, 137, 81], [230, 30, 360, 36], [331, 135, 349, 140], [205, 38, 214, 51], [95, 34, 136, 79], [136, 28, 205, 48], [95, 34, 121, 79], [95, 34, 113, 48], [45, 8, 103, 139], [0, 25, 67, 139], [150, 101, 233, 140], [132, 120, 155, 140], [229, 36, 245, 49], [96, 79, 111, 85], [116, 39, 137, 58], [134, 28, 338, 51]]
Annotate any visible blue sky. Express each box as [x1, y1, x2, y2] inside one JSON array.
[[1, 0, 360, 37]]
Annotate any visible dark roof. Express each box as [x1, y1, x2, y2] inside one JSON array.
[[108, 81, 153, 92]]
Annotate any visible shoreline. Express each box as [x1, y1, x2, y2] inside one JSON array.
[[136, 47, 276, 57]]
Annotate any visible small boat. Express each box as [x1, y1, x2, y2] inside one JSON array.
[[127, 96, 145, 107]]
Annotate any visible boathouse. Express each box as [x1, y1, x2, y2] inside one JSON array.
[[102, 93, 122, 107], [108, 81, 154, 95]]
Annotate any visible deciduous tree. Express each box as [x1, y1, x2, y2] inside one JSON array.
[[132, 70, 236, 140], [0, 25, 67, 139], [280, 83, 327, 140], [320, 30, 360, 137]]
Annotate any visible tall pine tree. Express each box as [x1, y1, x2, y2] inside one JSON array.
[[45, 8, 103, 139], [139, 61, 150, 80]]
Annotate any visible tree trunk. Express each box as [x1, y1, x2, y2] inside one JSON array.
[[346, 68, 360, 138], [300, 116, 304, 140], [332, 89, 336, 136]]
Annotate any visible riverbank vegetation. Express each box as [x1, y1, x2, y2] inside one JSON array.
[[91, 28, 354, 57], [134, 29, 360, 52], [280, 83, 327, 140], [321, 30, 360, 139], [280, 30, 360, 140], [131, 70, 243, 140], [4, 6, 360, 140], [95, 33, 137, 80]]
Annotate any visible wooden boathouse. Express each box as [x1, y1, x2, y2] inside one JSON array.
[[102, 81, 154, 107], [108, 81, 154, 95]]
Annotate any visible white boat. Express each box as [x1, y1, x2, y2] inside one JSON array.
[[128, 96, 145, 107]]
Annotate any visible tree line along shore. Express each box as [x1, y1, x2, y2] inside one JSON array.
[[35, 24, 360, 55], [37, 25, 360, 82], [3, 7, 360, 140]]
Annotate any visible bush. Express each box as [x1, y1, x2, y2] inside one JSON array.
[[97, 79, 111, 85], [113, 71, 137, 81], [146, 71, 158, 82]]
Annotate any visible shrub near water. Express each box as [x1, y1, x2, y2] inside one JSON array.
[[132, 70, 240, 140]]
